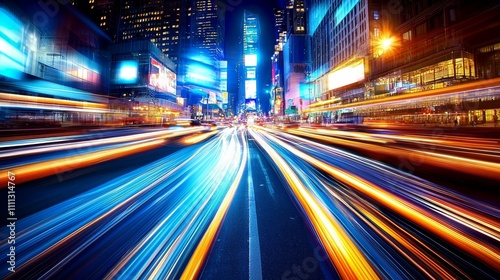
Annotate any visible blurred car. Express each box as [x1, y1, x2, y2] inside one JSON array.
[[278, 121, 300, 129]]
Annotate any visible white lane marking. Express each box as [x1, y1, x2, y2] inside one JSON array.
[[256, 155, 275, 201], [248, 152, 263, 280]]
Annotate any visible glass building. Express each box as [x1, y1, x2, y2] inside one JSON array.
[[241, 10, 260, 113], [306, 0, 500, 126]]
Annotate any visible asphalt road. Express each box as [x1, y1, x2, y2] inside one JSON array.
[[1, 125, 498, 279]]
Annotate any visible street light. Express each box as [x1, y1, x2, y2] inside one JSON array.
[[380, 37, 395, 52]]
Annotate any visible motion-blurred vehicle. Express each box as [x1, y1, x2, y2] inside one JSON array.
[[277, 121, 300, 129]]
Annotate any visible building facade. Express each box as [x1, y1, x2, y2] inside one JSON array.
[[241, 10, 260, 114], [272, 0, 311, 120], [109, 39, 181, 124], [307, 0, 500, 125], [0, 2, 112, 127]]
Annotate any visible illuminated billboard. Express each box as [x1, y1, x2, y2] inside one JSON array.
[[114, 60, 138, 84], [150, 58, 176, 94], [245, 54, 257, 66], [222, 92, 228, 104], [246, 99, 256, 110], [327, 59, 365, 90], [245, 80, 257, 99], [0, 8, 26, 79], [246, 69, 256, 79], [185, 61, 216, 89]]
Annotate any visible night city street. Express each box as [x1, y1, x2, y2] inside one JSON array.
[[1, 0, 500, 279], [1, 124, 499, 279]]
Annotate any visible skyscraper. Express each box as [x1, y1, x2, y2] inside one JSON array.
[[71, 0, 191, 67], [241, 9, 260, 113], [118, 0, 188, 66], [73, 0, 227, 113], [70, 0, 121, 42], [180, 0, 226, 114], [191, 0, 225, 62]]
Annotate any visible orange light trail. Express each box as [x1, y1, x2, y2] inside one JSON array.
[[180, 130, 248, 280], [285, 128, 500, 180], [0, 139, 164, 185], [250, 128, 380, 279], [260, 130, 500, 271], [182, 130, 219, 144]]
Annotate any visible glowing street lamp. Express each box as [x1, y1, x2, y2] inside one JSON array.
[[381, 37, 394, 51], [373, 34, 397, 58]]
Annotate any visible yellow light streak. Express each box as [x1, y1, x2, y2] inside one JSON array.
[[304, 77, 500, 113], [180, 130, 248, 280], [250, 129, 380, 279], [285, 128, 500, 181], [182, 131, 218, 144], [0, 92, 106, 109], [1, 139, 164, 185], [262, 131, 500, 271]]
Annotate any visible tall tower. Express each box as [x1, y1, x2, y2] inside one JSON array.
[[70, 0, 121, 42], [179, 0, 226, 110], [71, 0, 190, 67], [191, 0, 225, 62], [118, 0, 188, 66], [242, 9, 260, 113], [273, 8, 286, 44], [291, 0, 306, 34]]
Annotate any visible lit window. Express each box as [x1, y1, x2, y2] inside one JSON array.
[[403, 30, 412, 42]]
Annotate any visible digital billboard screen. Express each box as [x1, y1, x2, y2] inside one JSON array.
[[150, 58, 176, 94], [244, 54, 257, 67], [245, 80, 257, 99], [246, 99, 256, 110], [113, 60, 138, 84], [246, 69, 256, 79]]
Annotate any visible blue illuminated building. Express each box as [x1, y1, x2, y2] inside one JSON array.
[[109, 40, 182, 123], [0, 2, 112, 126], [270, 0, 311, 118], [240, 10, 260, 114]]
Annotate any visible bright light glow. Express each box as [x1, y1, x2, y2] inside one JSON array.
[[115, 60, 138, 84], [327, 59, 365, 90], [246, 99, 256, 110], [245, 80, 257, 99], [245, 54, 257, 67], [381, 38, 394, 50], [0, 8, 22, 43], [309, 2, 329, 35], [0, 8, 26, 79], [186, 63, 216, 88]]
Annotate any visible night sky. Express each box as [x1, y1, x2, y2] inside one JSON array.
[[225, 0, 283, 113]]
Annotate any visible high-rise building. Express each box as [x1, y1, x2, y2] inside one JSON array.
[[307, 0, 500, 125], [291, 0, 307, 34], [73, 0, 227, 113], [179, 0, 226, 116], [71, 0, 190, 67], [307, 0, 372, 123], [273, 8, 286, 45], [191, 0, 225, 62], [241, 10, 260, 113], [118, 0, 187, 66], [273, 0, 310, 118], [70, 0, 121, 42]]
